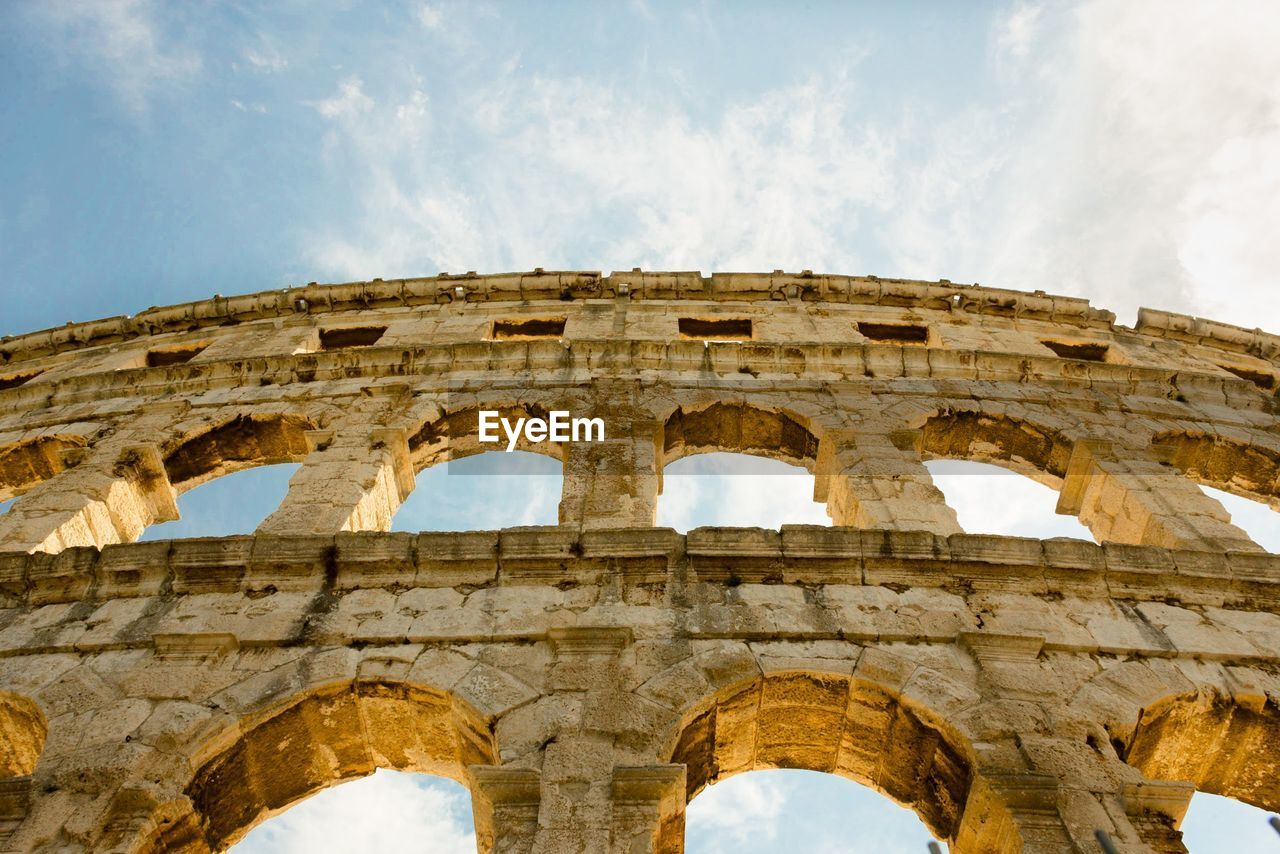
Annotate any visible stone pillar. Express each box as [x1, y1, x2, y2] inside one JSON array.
[[256, 427, 415, 535], [560, 421, 660, 531], [1056, 440, 1261, 552], [609, 765, 686, 854], [954, 633, 1194, 854], [816, 429, 962, 534], [470, 766, 541, 854], [955, 763, 1192, 853], [532, 627, 682, 853], [0, 425, 179, 554]]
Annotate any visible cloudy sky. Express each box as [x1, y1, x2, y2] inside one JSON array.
[[3, 0, 1280, 851]]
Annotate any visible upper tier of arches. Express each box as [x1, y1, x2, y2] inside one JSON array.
[[0, 394, 1275, 554]]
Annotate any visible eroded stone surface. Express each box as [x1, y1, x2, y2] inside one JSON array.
[[0, 272, 1278, 853]]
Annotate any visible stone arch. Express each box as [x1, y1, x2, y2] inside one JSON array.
[[0, 435, 88, 503], [161, 413, 316, 492], [1153, 430, 1280, 505], [406, 404, 568, 472], [1122, 689, 1280, 813], [918, 410, 1075, 486], [661, 402, 821, 470], [0, 691, 47, 779], [141, 678, 498, 853], [666, 669, 973, 843]]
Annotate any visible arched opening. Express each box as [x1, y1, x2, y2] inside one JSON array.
[[1123, 691, 1280, 852], [140, 464, 300, 540], [670, 672, 971, 850], [0, 691, 46, 779], [393, 450, 561, 531], [685, 768, 943, 852], [162, 414, 315, 492], [658, 404, 826, 531], [0, 435, 87, 503], [136, 414, 316, 539], [658, 454, 828, 531], [1198, 486, 1280, 552], [1152, 431, 1279, 552], [231, 769, 475, 853], [917, 411, 1096, 540], [145, 680, 494, 853], [394, 406, 564, 531], [919, 411, 1073, 484], [924, 460, 1095, 541], [1153, 432, 1279, 507]]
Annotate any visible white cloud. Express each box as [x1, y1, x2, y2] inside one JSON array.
[[311, 76, 376, 119], [995, 3, 1042, 58], [925, 461, 1095, 541], [417, 3, 445, 30], [305, 67, 894, 282], [27, 0, 200, 112], [231, 770, 474, 854], [974, 0, 1280, 327], [657, 456, 829, 532], [302, 1, 1280, 334], [230, 99, 268, 114], [243, 44, 288, 73], [685, 773, 790, 851]]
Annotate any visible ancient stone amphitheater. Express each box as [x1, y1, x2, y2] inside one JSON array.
[[0, 271, 1277, 853]]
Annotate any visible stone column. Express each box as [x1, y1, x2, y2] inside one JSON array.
[[256, 427, 415, 535], [955, 761, 1192, 853], [531, 627, 683, 853], [470, 766, 542, 854], [608, 765, 686, 854], [559, 421, 660, 531], [954, 633, 1195, 853], [1056, 440, 1261, 552], [816, 429, 963, 534], [0, 407, 183, 553]]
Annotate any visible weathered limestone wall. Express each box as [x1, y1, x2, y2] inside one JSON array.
[[0, 271, 1277, 853]]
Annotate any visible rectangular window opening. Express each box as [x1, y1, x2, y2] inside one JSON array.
[[0, 370, 42, 392], [678, 317, 753, 340], [319, 326, 387, 350], [492, 317, 568, 340], [1219, 364, 1277, 391], [146, 342, 210, 368], [856, 321, 930, 344], [1040, 340, 1109, 362]]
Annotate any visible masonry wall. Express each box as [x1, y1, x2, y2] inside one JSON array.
[[0, 271, 1277, 853]]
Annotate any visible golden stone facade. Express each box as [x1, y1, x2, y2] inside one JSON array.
[[0, 271, 1277, 852]]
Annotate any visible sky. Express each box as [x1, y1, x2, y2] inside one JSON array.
[[3, 0, 1280, 851]]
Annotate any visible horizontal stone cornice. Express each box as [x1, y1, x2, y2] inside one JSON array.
[[1, 527, 1275, 611], [1, 337, 1272, 420]]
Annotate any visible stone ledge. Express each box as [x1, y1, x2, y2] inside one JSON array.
[[3, 336, 1272, 418], [1, 527, 1276, 609], [0, 271, 1118, 365]]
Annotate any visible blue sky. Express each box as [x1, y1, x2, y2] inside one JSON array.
[[3, 0, 1280, 851]]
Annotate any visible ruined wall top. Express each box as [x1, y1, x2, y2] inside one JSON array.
[[2, 269, 1277, 363], [1, 271, 1277, 408]]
